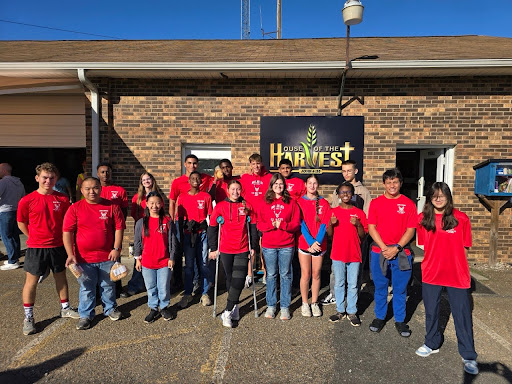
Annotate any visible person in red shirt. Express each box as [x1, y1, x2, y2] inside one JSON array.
[[176, 171, 213, 309], [367, 168, 416, 337], [133, 192, 177, 323], [97, 162, 128, 219], [415, 182, 478, 375], [257, 173, 301, 321], [214, 159, 241, 204], [122, 172, 165, 298], [327, 182, 368, 326], [17, 162, 79, 335], [63, 177, 126, 330], [297, 174, 331, 318], [240, 153, 272, 286], [208, 179, 259, 328]]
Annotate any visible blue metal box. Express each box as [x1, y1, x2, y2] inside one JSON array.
[[474, 159, 512, 196]]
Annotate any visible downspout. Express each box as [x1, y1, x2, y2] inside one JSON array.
[[77, 69, 100, 173]]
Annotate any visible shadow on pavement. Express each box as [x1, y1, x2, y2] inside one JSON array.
[[462, 361, 512, 383], [0, 348, 86, 384]]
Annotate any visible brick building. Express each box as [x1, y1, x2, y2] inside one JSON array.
[[1, 36, 511, 262]]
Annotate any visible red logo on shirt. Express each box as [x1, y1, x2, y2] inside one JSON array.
[[53, 201, 61, 211], [99, 210, 109, 220], [111, 191, 119, 199], [197, 200, 205, 209], [397, 204, 406, 214]]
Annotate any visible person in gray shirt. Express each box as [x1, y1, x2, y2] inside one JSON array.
[[0, 163, 25, 269]]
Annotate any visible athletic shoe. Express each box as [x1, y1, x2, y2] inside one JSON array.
[[200, 294, 211, 306], [120, 290, 136, 298], [38, 267, 50, 284], [311, 302, 322, 317], [265, 306, 276, 319], [261, 275, 266, 285], [347, 313, 361, 327], [231, 304, 240, 321], [161, 307, 175, 321], [61, 306, 80, 319], [395, 322, 411, 337], [0, 262, 20, 270], [280, 308, 291, 321], [3, 260, 9, 265], [144, 309, 161, 323], [76, 318, 91, 330], [244, 275, 252, 288], [463, 359, 479, 375], [221, 310, 233, 328], [301, 303, 312, 317], [369, 318, 386, 333], [178, 294, 192, 309], [108, 309, 122, 321], [321, 294, 336, 306], [415, 344, 440, 357], [23, 318, 36, 335], [329, 312, 346, 323]]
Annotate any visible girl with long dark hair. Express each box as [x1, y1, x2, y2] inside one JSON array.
[[416, 182, 478, 375]]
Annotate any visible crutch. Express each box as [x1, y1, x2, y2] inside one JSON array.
[[213, 216, 224, 318], [246, 216, 259, 318]]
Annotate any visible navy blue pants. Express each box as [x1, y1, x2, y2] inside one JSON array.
[[422, 282, 477, 360]]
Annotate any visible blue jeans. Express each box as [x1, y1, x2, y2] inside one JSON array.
[[370, 250, 412, 323], [183, 231, 212, 296], [78, 261, 116, 319], [332, 260, 360, 314], [262, 247, 293, 309], [126, 260, 145, 293], [142, 266, 172, 310], [0, 211, 21, 264]]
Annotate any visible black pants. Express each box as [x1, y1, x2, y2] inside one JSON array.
[[422, 282, 477, 360], [220, 252, 249, 311]]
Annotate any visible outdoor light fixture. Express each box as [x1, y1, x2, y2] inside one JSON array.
[[337, 0, 365, 115]]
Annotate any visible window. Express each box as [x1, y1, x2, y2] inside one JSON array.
[[182, 144, 231, 175]]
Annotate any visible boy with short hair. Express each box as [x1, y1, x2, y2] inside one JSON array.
[[214, 159, 241, 203], [17, 162, 79, 335], [97, 162, 128, 219], [367, 168, 416, 337], [63, 177, 126, 330], [278, 159, 305, 201]]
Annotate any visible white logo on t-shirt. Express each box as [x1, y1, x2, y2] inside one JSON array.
[[287, 183, 294, 191], [99, 210, 109, 220], [158, 223, 167, 234], [397, 204, 406, 214], [252, 180, 263, 196], [271, 203, 285, 218], [111, 191, 119, 199], [238, 206, 246, 215], [445, 228, 456, 234], [53, 201, 61, 211], [197, 200, 205, 209]]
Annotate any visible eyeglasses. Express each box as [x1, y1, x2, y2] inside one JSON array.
[[431, 195, 447, 201], [338, 191, 352, 195]]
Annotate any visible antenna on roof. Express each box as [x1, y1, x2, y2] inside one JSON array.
[[259, 4, 277, 39], [241, 0, 250, 39]]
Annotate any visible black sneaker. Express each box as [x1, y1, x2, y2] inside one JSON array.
[[395, 322, 411, 337], [369, 318, 385, 333], [329, 312, 346, 323], [76, 318, 91, 330], [144, 309, 161, 323], [347, 313, 361, 327], [161, 307, 175, 321]]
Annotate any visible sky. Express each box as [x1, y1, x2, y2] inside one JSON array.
[[1, 0, 511, 41]]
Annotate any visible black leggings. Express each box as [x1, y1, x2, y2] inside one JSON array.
[[220, 252, 249, 311]]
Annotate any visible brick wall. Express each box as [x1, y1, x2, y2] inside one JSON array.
[[85, 76, 512, 263]]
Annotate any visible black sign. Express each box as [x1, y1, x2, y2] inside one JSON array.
[[260, 116, 364, 185]]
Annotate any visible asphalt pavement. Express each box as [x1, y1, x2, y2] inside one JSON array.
[[0, 239, 511, 384]]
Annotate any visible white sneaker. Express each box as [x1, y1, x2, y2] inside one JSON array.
[[265, 306, 276, 319], [311, 302, 322, 317], [231, 304, 240, 321], [200, 294, 211, 306], [321, 294, 336, 305], [0, 262, 20, 270], [244, 275, 252, 288], [262, 275, 266, 285], [221, 310, 233, 328], [301, 303, 312, 317]]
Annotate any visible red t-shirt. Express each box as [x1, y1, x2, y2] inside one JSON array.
[[214, 176, 242, 203], [210, 200, 253, 254], [285, 177, 306, 201], [100, 185, 129, 208], [169, 173, 213, 202], [176, 191, 212, 224], [17, 191, 70, 248], [330, 206, 368, 262], [297, 196, 331, 251], [240, 171, 272, 222], [140, 216, 173, 269], [130, 193, 146, 222], [417, 210, 472, 289], [257, 197, 301, 249], [368, 194, 417, 254], [62, 199, 126, 263]]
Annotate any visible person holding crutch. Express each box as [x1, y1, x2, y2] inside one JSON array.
[[257, 173, 301, 321], [208, 179, 259, 328]]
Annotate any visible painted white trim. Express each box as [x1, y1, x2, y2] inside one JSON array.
[[77, 69, 99, 172]]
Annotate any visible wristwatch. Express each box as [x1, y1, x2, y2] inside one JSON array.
[[113, 247, 122, 252], [395, 244, 404, 253]]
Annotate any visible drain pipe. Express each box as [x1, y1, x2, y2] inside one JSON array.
[[77, 69, 100, 173]]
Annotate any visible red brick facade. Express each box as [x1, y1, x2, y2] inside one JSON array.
[[85, 76, 512, 263]]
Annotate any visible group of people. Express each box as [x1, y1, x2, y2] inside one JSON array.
[[0, 153, 479, 375]]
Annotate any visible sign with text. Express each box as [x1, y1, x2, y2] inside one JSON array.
[[260, 116, 364, 185]]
